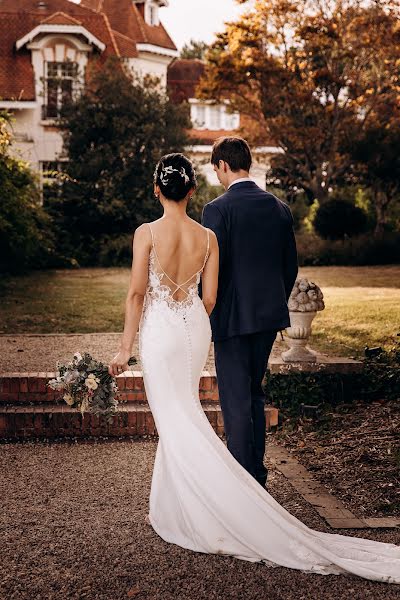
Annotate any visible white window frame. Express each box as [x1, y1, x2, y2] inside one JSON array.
[[145, 2, 160, 26], [43, 60, 79, 120]]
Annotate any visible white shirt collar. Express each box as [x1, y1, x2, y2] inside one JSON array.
[[228, 177, 254, 189]]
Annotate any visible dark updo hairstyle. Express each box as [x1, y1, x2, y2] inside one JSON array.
[[154, 153, 196, 202]]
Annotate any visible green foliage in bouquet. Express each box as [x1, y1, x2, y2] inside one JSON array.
[[48, 352, 136, 423]]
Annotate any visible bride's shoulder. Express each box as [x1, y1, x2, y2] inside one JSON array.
[[189, 220, 217, 246], [133, 223, 153, 246], [187, 218, 211, 234], [135, 223, 150, 234]]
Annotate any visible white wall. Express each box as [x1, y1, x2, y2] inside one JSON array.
[[189, 147, 276, 191], [129, 53, 172, 86], [9, 107, 64, 171]]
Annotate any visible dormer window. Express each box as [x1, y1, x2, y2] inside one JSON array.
[[149, 5, 158, 25], [133, 1, 164, 26], [146, 2, 159, 26]]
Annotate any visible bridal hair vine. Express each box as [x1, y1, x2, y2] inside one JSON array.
[[160, 165, 190, 186]]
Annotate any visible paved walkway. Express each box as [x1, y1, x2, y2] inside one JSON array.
[[1, 438, 399, 600], [0, 333, 286, 373]]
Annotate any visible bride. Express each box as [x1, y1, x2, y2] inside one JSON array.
[[109, 153, 400, 584]]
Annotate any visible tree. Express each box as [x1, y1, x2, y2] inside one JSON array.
[[49, 57, 191, 266], [345, 110, 400, 235], [314, 198, 367, 239], [180, 39, 209, 60], [187, 173, 224, 221], [199, 0, 400, 204], [0, 111, 54, 273]]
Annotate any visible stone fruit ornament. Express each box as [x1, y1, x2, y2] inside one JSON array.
[[282, 278, 325, 363], [288, 279, 325, 313]]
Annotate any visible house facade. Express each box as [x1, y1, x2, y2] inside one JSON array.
[[167, 58, 281, 190], [0, 0, 177, 188]]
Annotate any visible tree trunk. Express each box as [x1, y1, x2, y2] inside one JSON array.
[[374, 190, 389, 237], [309, 177, 330, 204]]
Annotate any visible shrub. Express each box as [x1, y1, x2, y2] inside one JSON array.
[[263, 341, 400, 418], [296, 231, 400, 266], [314, 199, 368, 240], [0, 155, 55, 274], [48, 57, 191, 267], [97, 234, 133, 267]]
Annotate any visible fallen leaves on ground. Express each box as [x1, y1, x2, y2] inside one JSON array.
[[275, 399, 400, 518]]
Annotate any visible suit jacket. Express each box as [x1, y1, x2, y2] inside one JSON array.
[[201, 181, 298, 342]]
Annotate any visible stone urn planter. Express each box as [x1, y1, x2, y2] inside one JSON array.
[[282, 278, 325, 363]]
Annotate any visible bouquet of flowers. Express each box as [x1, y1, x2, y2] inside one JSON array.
[[47, 352, 137, 423]]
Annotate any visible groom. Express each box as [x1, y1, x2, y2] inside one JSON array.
[[202, 137, 298, 488]]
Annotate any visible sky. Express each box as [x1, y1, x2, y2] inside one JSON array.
[[72, 1, 246, 50], [159, 0, 245, 50]]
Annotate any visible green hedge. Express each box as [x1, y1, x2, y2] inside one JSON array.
[[263, 343, 400, 417], [296, 232, 400, 266]]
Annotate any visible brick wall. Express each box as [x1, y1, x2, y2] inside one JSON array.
[[0, 370, 279, 440]]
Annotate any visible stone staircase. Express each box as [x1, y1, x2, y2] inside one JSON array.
[[0, 371, 279, 440]]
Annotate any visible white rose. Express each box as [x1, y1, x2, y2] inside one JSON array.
[[85, 378, 98, 390], [48, 378, 64, 390], [87, 373, 100, 383], [63, 394, 74, 406]]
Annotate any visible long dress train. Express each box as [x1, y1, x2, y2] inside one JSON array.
[[138, 226, 400, 584]]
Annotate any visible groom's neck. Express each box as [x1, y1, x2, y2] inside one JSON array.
[[225, 170, 250, 189]]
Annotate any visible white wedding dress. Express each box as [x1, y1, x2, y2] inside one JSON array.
[[138, 223, 400, 584]]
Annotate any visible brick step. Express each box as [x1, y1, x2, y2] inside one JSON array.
[[0, 371, 219, 404], [0, 403, 279, 440]]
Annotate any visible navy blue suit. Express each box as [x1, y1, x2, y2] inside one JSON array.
[[202, 181, 298, 485]]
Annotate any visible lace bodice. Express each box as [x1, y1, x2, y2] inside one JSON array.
[[144, 223, 210, 313]]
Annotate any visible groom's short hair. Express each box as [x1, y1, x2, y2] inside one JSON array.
[[211, 137, 252, 172]]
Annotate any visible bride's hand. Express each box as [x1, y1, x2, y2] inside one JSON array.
[[108, 349, 131, 377]]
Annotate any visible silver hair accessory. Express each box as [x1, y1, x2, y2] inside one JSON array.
[[160, 165, 190, 186]]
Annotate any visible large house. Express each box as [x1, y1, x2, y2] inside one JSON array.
[[167, 58, 280, 189], [0, 0, 177, 187]]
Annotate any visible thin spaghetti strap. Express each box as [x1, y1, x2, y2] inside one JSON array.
[[200, 228, 210, 272], [148, 225, 210, 298], [148, 223, 155, 248]]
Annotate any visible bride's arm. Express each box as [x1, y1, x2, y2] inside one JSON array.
[[201, 230, 219, 316], [108, 225, 151, 376]]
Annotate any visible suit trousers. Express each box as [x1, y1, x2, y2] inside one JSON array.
[[214, 330, 277, 486]]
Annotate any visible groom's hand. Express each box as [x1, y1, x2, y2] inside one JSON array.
[[108, 349, 131, 377]]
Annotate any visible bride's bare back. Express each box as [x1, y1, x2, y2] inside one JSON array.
[[148, 218, 210, 302]]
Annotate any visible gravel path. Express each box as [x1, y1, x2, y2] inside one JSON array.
[[1, 438, 399, 600], [0, 334, 285, 373]]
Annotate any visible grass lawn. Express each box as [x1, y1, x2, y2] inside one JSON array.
[[300, 266, 400, 357], [0, 265, 399, 358]]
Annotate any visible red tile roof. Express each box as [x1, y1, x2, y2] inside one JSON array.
[[112, 30, 138, 59], [0, 0, 120, 101], [0, 0, 176, 101], [188, 129, 241, 145], [41, 11, 82, 26], [81, 0, 176, 51], [168, 59, 205, 103]]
